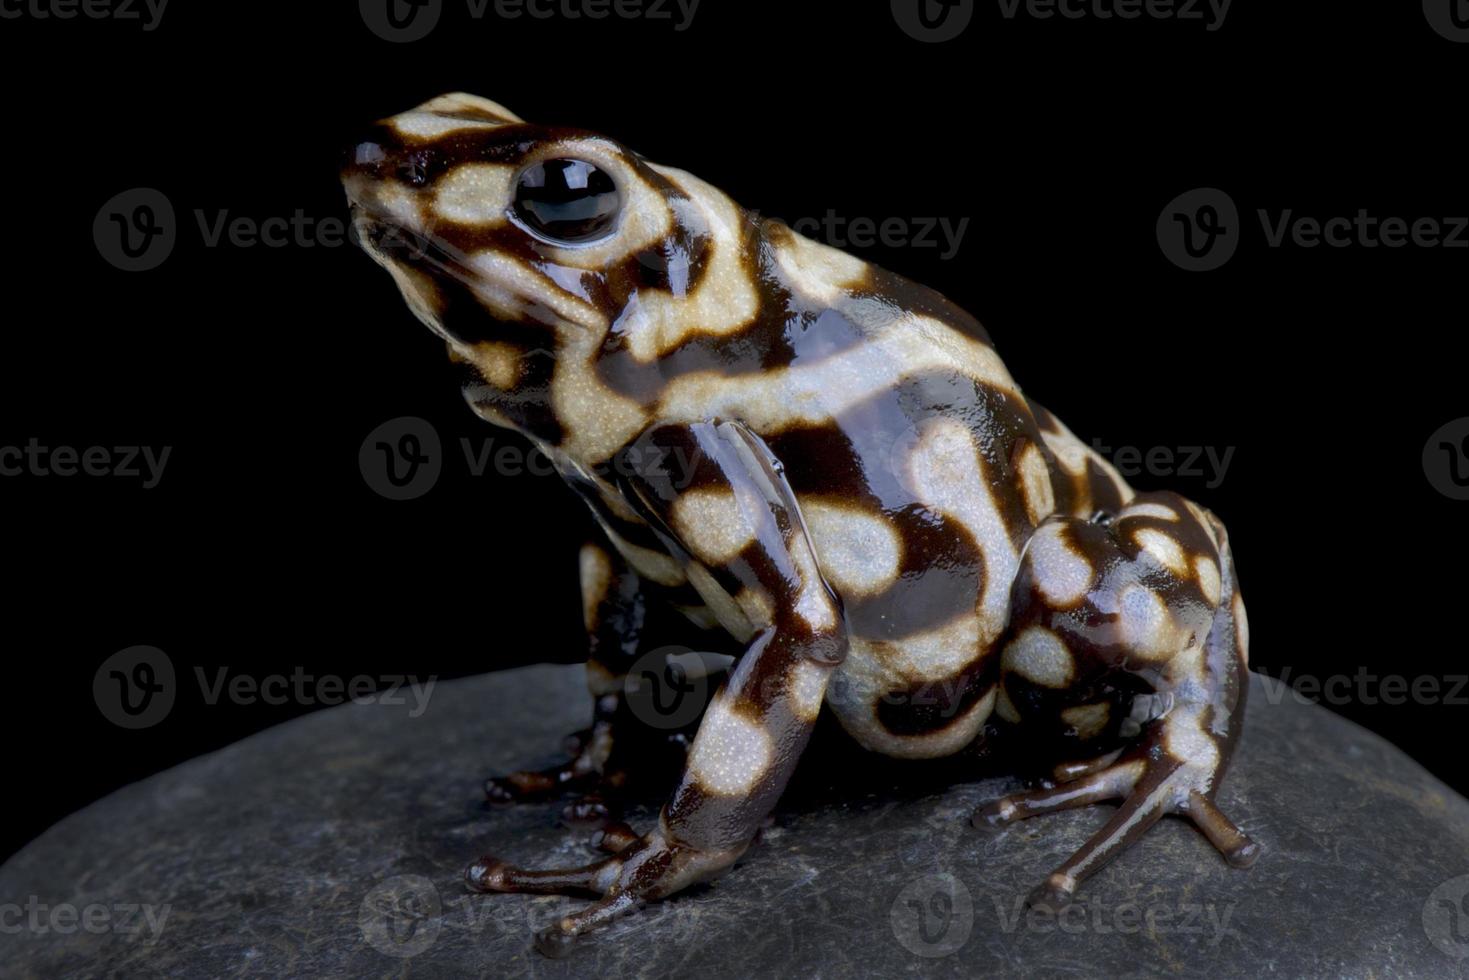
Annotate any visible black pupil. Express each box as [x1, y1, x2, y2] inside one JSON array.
[[512, 159, 620, 244]]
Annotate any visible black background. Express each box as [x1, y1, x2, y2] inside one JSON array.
[[2, 0, 1465, 864]]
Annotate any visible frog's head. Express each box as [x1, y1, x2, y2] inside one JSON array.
[[342, 93, 738, 439]]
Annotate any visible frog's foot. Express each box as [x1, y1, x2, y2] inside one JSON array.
[[485, 723, 615, 802], [485, 724, 695, 834], [973, 722, 1260, 910], [465, 822, 742, 958]]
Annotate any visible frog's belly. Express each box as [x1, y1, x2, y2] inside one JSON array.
[[826, 626, 997, 759], [800, 489, 1007, 759], [787, 419, 1038, 758]]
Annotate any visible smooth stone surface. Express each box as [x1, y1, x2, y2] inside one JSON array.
[[4, 668, 1469, 979]]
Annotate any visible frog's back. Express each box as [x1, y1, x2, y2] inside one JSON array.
[[594, 169, 1064, 758]]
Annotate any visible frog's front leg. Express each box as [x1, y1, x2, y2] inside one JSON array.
[[467, 419, 846, 957], [977, 492, 1259, 909], [483, 540, 649, 823]]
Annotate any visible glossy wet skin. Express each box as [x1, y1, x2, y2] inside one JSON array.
[[342, 93, 1258, 958]]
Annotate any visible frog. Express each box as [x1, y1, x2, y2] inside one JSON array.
[[341, 92, 1259, 958]]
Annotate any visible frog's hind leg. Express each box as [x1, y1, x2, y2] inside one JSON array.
[[977, 755, 1143, 827], [484, 541, 658, 826], [979, 492, 1259, 909], [467, 419, 848, 957], [979, 716, 1257, 909]]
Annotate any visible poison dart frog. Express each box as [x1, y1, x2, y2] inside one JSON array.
[[341, 93, 1258, 958]]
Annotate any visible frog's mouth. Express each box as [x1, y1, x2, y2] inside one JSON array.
[[348, 202, 461, 279], [347, 199, 604, 339]]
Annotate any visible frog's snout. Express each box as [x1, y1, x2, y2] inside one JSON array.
[[340, 136, 388, 183], [338, 124, 404, 204]]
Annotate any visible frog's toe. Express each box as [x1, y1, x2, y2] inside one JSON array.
[[1183, 789, 1262, 867], [1026, 873, 1077, 912], [483, 765, 595, 803], [483, 777, 519, 803], [590, 821, 640, 854], [464, 854, 609, 896], [561, 727, 593, 757], [560, 792, 616, 828], [533, 923, 578, 959], [466, 827, 740, 956]]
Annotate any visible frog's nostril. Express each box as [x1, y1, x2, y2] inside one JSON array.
[[341, 140, 388, 178]]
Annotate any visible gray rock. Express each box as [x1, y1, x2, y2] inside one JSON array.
[[3, 668, 1469, 979]]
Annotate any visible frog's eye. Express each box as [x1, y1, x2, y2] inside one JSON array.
[[511, 159, 621, 245]]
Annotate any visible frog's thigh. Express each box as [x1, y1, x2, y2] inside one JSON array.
[[983, 492, 1258, 907]]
